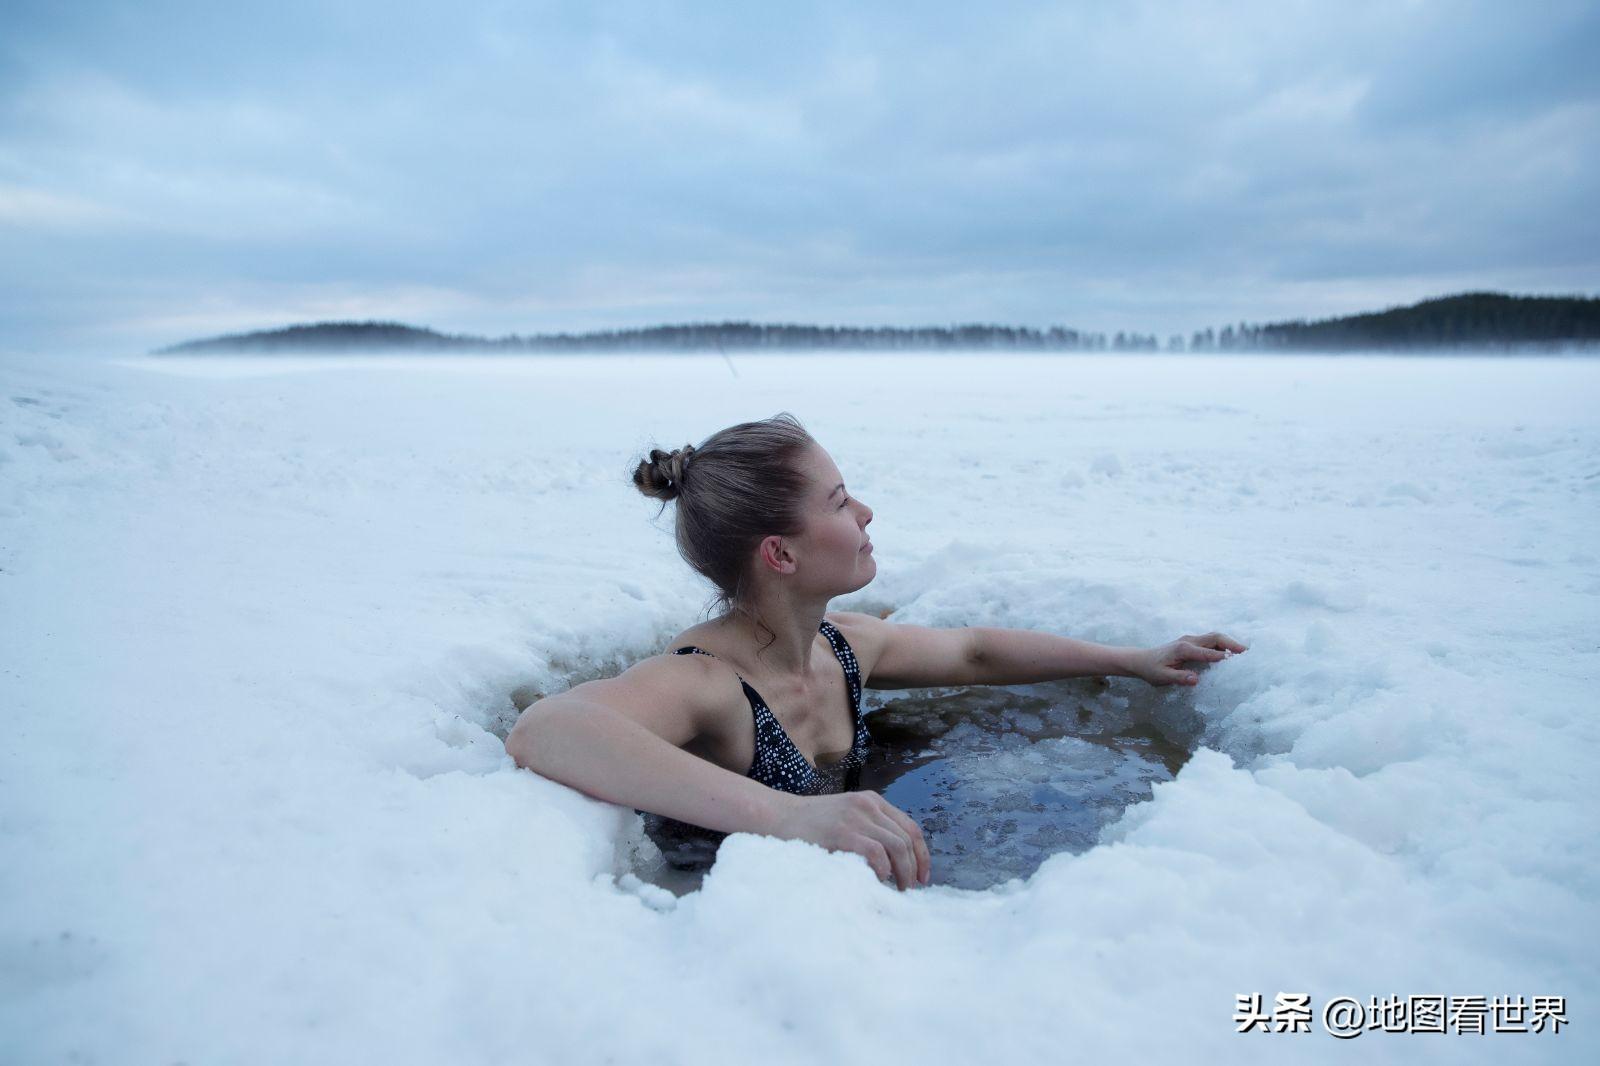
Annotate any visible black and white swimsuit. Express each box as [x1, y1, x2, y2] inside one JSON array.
[[639, 619, 872, 867]]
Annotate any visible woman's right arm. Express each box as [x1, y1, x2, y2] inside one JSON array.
[[504, 656, 930, 890], [504, 657, 788, 839]]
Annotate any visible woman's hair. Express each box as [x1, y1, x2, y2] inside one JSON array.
[[632, 412, 817, 632]]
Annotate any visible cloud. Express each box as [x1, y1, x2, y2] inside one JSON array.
[[0, 0, 1596, 354], [0, 182, 131, 230]]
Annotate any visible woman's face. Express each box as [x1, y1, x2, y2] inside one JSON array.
[[791, 443, 875, 593]]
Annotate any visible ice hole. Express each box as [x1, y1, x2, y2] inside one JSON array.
[[624, 676, 1205, 895]]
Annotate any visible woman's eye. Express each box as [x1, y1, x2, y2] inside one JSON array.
[[839, 496, 851, 508]]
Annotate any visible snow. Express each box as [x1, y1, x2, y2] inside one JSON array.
[[2, 349, 1595, 1063]]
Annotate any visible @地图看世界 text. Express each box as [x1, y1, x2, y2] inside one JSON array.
[[1233, 993, 1567, 1037]]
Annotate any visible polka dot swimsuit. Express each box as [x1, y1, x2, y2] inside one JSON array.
[[639, 619, 872, 867]]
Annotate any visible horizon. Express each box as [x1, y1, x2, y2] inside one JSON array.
[[4, 1, 1599, 357], [151, 289, 1600, 355]]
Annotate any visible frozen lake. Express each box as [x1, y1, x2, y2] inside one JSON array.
[[3, 349, 1596, 1063]]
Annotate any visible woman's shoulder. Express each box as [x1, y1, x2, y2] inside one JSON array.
[[651, 626, 724, 686], [649, 626, 751, 761], [823, 610, 890, 674], [823, 608, 887, 635], [656, 622, 752, 703], [664, 620, 722, 658]]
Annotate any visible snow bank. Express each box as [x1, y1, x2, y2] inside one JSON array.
[[3, 350, 1594, 1063]]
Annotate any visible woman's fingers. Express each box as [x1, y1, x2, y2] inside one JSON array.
[[865, 821, 919, 890], [852, 803, 917, 890], [870, 819, 921, 889], [1160, 631, 1254, 685], [1166, 642, 1213, 667], [845, 793, 927, 890], [874, 797, 932, 886], [781, 793, 932, 889], [1170, 634, 1248, 671], [884, 815, 929, 889], [1195, 631, 1249, 653], [861, 840, 893, 885]]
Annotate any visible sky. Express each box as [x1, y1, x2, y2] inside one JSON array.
[[2, 0, 1598, 355]]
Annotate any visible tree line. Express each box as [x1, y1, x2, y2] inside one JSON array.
[[154, 291, 1600, 356], [155, 320, 1161, 354], [1189, 292, 1600, 351]]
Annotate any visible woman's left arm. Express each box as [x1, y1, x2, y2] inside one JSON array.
[[971, 628, 1248, 688]]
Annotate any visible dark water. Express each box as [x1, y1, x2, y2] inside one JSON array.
[[629, 677, 1204, 894]]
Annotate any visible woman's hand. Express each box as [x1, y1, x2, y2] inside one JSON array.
[[1126, 632, 1248, 687], [767, 791, 932, 891]]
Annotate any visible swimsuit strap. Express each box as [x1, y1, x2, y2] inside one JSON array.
[[672, 644, 737, 677], [673, 644, 754, 691], [816, 619, 862, 717]]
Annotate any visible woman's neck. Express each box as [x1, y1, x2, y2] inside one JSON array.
[[718, 595, 830, 680]]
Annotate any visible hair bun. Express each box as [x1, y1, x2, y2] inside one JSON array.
[[632, 442, 696, 502]]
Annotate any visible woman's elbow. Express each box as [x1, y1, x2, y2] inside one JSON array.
[[504, 726, 530, 768], [503, 723, 532, 769], [505, 701, 560, 770]]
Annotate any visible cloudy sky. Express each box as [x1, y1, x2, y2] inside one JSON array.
[[3, 0, 1597, 355]]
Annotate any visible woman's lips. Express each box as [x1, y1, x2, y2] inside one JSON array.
[[861, 540, 873, 553]]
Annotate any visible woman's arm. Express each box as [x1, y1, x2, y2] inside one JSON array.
[[505, 655, 932, 889], [971, 628, 1248, 687], [504, 657, 785, 838], [837, 610, 1247, 690], [968, 627, 1140, 684]]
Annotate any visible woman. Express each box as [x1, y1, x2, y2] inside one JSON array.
[[504, 413, 1246, 891]]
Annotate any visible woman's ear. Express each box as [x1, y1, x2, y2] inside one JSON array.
[[757, 534, 797, 574]]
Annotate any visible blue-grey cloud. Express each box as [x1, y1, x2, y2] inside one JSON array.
[[1, 0, 1597, 354]]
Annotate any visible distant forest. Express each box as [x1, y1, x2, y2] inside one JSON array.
[[154, 291, 1600, 355]]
